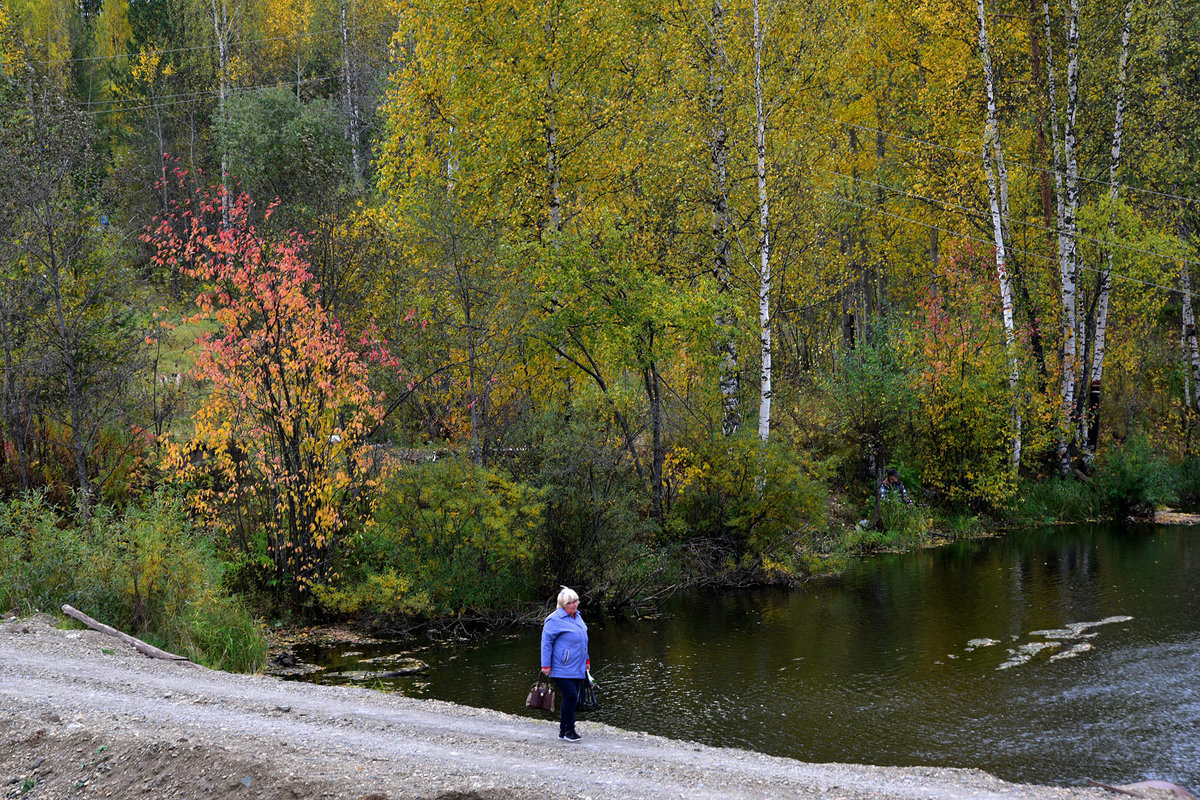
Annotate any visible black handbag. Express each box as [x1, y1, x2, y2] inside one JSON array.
[[525, 673, 556, 712], [577, 678, 600, 713]]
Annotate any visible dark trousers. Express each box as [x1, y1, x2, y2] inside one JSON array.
[[552, 677, 586, 735]]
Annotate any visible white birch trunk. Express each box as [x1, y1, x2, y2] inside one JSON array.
[[544, 17, 562, 233], [753, 0, 771, 443], [340, 0, 363, 182], [1180, 321, 1190, 417], [1083, 0, 1132, 457], [1058, 0, 1082, 474], [1042, 0, 1067, 278], [977, 0, 1023, 472], [212, 0, 231, 226], [710, 0, 739, 436], [545, 79, 561, 232], [1184, 264, 1200, 415], [446, 71, 458, 190], [996, 129, 1013, 244]]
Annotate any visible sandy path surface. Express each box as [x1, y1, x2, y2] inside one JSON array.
[[0, 616, 1117, 800]]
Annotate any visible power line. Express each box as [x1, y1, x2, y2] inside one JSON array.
[[80, 74, 342, 116], [823, 192, 1195, 301], [82, 71, 340, 109], [814, 113, 1200, 208], [32, 20, 396, 66], [819, 166, 1200, 268]]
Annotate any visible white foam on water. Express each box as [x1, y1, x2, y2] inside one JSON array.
[[1031, 615, 1133, 640], [996, 641, 1062, 670], [1049, 642, 1093, 661], [965, 638, 1001, 650], [993, 616, 1131, 670]]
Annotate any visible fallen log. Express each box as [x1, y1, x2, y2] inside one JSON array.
[[1090, 779, 1197, 800], [1119, 782, 1197, 800], [1090, 781, 1146, 798], [61, 604, 201, 668]]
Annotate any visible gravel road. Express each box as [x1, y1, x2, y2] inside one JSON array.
[[0, 616, 1123, 800]]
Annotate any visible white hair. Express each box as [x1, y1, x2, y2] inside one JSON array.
[[556, 586, 579, 609]]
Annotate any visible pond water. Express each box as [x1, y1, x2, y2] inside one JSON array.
[[289, 523, 1200, 789]]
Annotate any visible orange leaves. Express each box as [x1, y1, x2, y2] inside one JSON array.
[[904, 243, 1020, 505], [148, 183, 389, 600]]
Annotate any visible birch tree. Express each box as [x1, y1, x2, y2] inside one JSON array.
[[1183, 263, 1200, 417], [1057, 0, 1082, 474], [752, 0, 771, 442], [1042, 0, 1067, 357], [976, 0, 1022, 472], [710, 0, 741, 437], [211, 0, 244, 225], [1082, 0, 1133, 459], [339, 0, 364, 182], [379, 0, 660, 451]]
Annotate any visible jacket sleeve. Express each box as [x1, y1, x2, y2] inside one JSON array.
[[540, 618, 556, 667]]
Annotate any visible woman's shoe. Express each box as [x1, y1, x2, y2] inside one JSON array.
[[559, 731, 582, 741]]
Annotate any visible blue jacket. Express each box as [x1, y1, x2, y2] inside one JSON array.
[[541, 608, 589, 679]]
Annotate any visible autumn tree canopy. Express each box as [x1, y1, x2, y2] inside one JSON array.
[[3, 0, 1200, 605]]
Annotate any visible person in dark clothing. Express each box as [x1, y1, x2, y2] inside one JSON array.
[[540, 586, 590, 742], [878, 467, 913, 504]]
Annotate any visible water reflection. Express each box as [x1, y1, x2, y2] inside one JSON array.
[[290, 523, 1200, 788]]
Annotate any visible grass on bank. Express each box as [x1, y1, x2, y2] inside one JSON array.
[[1003, 435, 1188, 525]]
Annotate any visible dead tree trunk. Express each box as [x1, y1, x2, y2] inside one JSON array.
[[62, 605, 201, 667]]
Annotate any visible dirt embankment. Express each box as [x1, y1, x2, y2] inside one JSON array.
[[0, 616, 1127, 800]]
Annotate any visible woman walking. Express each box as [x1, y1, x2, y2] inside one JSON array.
[[540, 586, 590, 741]]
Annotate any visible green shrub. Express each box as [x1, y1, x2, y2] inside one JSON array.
[[325, 459, 543, 616], [840, 522, 892, 554], [935, 510, 985, 539], [78, 499, 212, 640], [667, 433, 828, 577], [1090, 434, 1178, 519], [314, 569, 433, 617], [878, 501, 934, 546], [184, 591, 269, 673], [1172, 455, 1200, 510], [0, 491, 266, 672], [0, 493, 86, 613], [838, 502, 933, 554], [899, 248, 1024, 509], [1005, 436, 1179, 523], [820, 320, 916, 486], [491, 402, 665, 607]]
